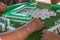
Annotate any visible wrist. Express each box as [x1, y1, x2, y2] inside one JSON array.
[[16, 26, 30, 40]]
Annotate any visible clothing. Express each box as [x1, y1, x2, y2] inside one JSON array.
[[0, 0, 30, 5], [0, 0, 15, 5]]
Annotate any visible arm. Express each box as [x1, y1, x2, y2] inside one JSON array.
[[51, 0, 60, 4], [0, 18, 44, 40]]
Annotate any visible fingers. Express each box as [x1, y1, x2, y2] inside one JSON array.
[[42, 30, 48, 38], [42, 30, 53, 34], [42, 30, 48, 34], [1, 2, 7, 9], [1, 3, 7, 7], [33, 18, 45, 31], [41, 30, 49, 40], [0, 2, 7, 12], [0, 2, 7, 8], [40, 21, 45, 27], [41, 30, 56, 40], [0, 6, 7, 12], [0, 8, 5, 12], [2, 4, 7, 9]]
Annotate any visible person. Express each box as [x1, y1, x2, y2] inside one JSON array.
[[0, 0, 32, 13], [41, 0, 60, 40], [41, 30, 60, 40], [51, 0, 60, 4], [0, 18, 44, 40]]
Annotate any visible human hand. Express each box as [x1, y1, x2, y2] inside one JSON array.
[[41, 30, 60, 40], [51, 0, 60, 4], [33, 18, 44, 31], [0, 2, 7, 13]]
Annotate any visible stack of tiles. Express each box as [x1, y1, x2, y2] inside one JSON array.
[[18, 8, 56, 20]]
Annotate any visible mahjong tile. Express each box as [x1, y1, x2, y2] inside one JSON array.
[[53, 13, 56, 16], [51, 11, 55, 16], [47, 28, 54, 32], [45, 14, 50, 18], [56, 27, 60, 33], [58, 27, 60, 32], [29, 10, 33, 12], [7, 26, 16, 31], [33, 15, 38, 18], [0, 23, 5, 31], [54, 29, 59, 34], [40, 15, 46, 20], [1, 17, 10, 26], [48, 12, 53, 16]]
